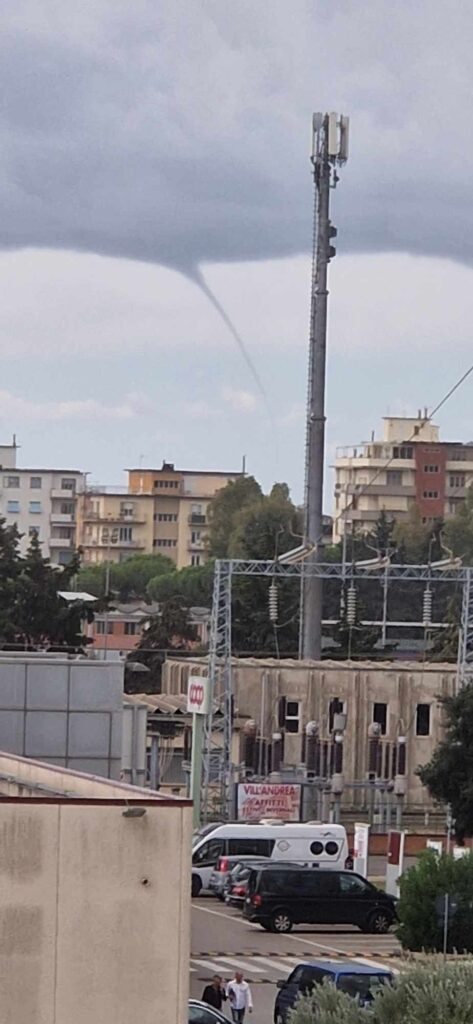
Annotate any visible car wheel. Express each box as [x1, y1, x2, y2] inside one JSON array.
[[191, 875, 202, 898], [367, 909, 392, 934], [270, 909, 293, 933]]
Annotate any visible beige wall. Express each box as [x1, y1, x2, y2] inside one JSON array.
[[0, 798, 191, 1024], [163, 657, 456, 811]]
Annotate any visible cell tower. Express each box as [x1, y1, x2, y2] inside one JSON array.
[[301, 112, 349, 660]]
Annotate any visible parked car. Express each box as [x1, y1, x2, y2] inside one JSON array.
[[274, 960, 393, 1022], [243, 865, 397, 933], [209, 855, 270, 900], [225, 860, 308, 907], [189, 1000, 232, 1024]]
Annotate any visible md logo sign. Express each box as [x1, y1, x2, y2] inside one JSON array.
[[187, 675, 210, 715]]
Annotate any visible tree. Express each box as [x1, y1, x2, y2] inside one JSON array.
[[206, 475, 262, 557], [418, 682, 473, 841], [126, 597, 199, 693], [76, 553, 174, 600], [0, 517, 22, 641], [2, 534, 94, 649], [397, 849, 473, 952], [289, 960, 473, 1024], [147, 561, 214, 606], [444, 485, 473, 563]]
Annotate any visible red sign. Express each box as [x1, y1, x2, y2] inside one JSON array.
[[236, 782, 301, 821]]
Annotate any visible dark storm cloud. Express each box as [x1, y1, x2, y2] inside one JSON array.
[[2, 0, 473, 270]]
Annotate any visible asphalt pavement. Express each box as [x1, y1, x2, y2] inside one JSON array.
[[190, 895, 402, 1024]]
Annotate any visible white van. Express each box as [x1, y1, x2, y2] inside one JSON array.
[[191, 822, 349, 896]]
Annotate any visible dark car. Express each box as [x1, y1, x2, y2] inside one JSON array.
[[243, 865, 397, 934], [274, 960, 393, 1022]]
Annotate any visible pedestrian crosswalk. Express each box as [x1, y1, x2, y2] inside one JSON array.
[[189, 953, 401, 982]]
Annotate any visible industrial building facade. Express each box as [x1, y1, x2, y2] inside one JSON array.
[[333, 413, 473, 541]]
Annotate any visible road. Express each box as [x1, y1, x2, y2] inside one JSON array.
[[190, 895, 401, 1024]]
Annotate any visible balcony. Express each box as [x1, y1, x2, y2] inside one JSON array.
[[89, 539, 145, 549], [51, 489, 77, 500], [81, 511, 146, 524], [50, 513, 75, 525], [188, 539, 205, 551], [188, 514, 207, 525], [50, 537, 72, 549]]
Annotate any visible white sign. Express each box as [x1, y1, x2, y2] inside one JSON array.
[[427, 840, 443, 856], [453, 846, 469, 860], [353, 822, 370, 877], [187, 675, 210, 715], [236, 782, 302, 821]]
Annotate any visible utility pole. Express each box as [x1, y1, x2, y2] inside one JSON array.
[[302, 112, 349, 660]]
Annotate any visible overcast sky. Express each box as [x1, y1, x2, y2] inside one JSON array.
[[2, 0, 473, 506]]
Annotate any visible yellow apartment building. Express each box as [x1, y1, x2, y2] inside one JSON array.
[[127, 461, 242, 568], [77, 488, 154, 564]]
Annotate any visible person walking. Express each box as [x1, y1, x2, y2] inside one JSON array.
[[201, 975, 227, 1011], [226, 971, 253, 1024]]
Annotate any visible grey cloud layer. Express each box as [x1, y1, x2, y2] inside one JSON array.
[[2, 0, 473, 269]]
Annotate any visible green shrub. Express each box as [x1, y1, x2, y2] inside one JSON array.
[[396, 849, 473, 951], [289, 961, 473, 1024]]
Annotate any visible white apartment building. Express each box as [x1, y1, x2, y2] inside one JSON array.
[[0, 441, 85, 565], [333, 412, 473, 541]]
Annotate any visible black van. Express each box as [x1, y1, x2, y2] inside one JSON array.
[[243, 866, 397, 934]]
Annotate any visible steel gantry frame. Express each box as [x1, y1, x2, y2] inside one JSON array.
[[202, 559, 473, 822]]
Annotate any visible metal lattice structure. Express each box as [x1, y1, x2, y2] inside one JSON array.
[[202, 559, 473, 821]]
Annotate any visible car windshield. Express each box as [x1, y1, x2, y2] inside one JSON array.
[[337, 973, 391, 1003]]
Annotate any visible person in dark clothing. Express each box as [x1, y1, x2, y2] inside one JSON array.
[[202, 974, 227, 1011]]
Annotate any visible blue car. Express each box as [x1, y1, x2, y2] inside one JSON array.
[[274, 960, 393, 1021]]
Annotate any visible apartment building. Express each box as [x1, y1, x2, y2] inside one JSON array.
[[333, 412, 473, 541], [77, 488, 154, 564], [0, 440, 84, 564], [127, 462, 242, 568]]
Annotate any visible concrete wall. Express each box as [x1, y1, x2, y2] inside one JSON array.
[[163, 657, 457, 810], [0, 658, 123, 778], [0, 798, 191, 1024]]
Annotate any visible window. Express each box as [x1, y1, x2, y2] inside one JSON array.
[[422, 490, 439, 499], [191, 504, 203, 515], [6, 500, 19, 513], [192, 838, 224, 866], [424, 465, 439, 474], [57, 527, 72, 539], [189, 1005, 222, 1024], [191, 531, 201, 543], [120, 503, 135, 518], [416, 703, 431, 736], [119, 526, 133, 542], [4, 476, 19, 488], [285, 700, 301, 734], [60, 502, 75, 515], [155, 538, 177, 548], [61, 478, 76, 491], [325, 841, 339, 856], [124, 622, 138, 636], [28, 526, 39, 538], [393, 446, 413, 460], [191, 554, 201, 566], [58, 550, 73, 565], [373, 702, 388, 735], [155, 512, 178, 522], [96, 621, 114, 635], [29, 501, 42, 514], [386, 470, 403, 485], [339, 873, 370, 895], [30, 476, 42, 489], [227, 838, 274, 857], [450, 474, 465, 488]]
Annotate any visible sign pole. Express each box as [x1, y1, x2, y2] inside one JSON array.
[[190, 712, 204, 830], [187, 675, 210, 830]]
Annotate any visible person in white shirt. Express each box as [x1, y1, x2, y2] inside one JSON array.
[[226, 971, 253, 1024]]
